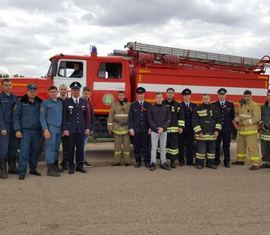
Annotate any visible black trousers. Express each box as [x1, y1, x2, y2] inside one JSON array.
[[166, 132, 179, 161], [61, 136, 69, 165], [178, 128, 194, 165], [133, 132, 150, 164], [68, 133, 85, 169], [215, 131, 231, 165], [196, 140, 215, 166]]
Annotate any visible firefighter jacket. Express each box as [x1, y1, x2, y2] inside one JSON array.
[[234, 100, 261, 136], [162, 99, 185, 133], [107, 99, 130, 135], [259, 101, 270, 141], [192, 103, 221, 141]]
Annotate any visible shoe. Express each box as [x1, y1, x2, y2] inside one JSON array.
[[149, 163, 156, 171], [76, 167, 87, 173], [196, 164, 203, 169], [160, 163, 171, 171], [29, 171, 41, 176], [69, 168, 75, 174], [170, 160, 176, 169], [144, 162, 150, 168], [18, 175, 25, 180], [0, 159, 8, 179], [207, 165, 218, 169], [61, 161, 68, 171], [260, 163, 270, 169], [84, 161, 92, 167], [111, 162, 121, 166], [47, 164, 61, 177], [8, 158, 18, 174], [224, 163, 231, 168], [249, 165, 260, 170], [232, 161, 244, 165], [179, 162, 185, 167], [135, 162, 141, 168]]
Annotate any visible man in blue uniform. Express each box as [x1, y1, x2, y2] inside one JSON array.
[[212, 88, 235, 167], [62, 81, 90, 174], [128, 87, 152, 168], [0, 79, 18, 179], [13, 84, 43, 180], [178, 88, 197, 166], [40, 86, 63, 177]]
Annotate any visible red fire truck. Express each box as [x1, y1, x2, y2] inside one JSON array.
[[1, 42, 269, 137]]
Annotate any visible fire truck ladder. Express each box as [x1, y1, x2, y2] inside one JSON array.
[[125, 42, 270, 72]]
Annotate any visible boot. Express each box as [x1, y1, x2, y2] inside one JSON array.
[[47, 164, 60, 177], [8, 157, 18, 174], [0, 159, 8, 179], [170, 159, 176, 169], [61, 158, 68, 171]]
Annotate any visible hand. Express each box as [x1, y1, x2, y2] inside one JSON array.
[[63, 130, 69, 136], [214, 131, 219, 137], [16, 131, 23, 138], [148, 129, 151, 135], [44, 129, 51, 139], [157, 127, 164, 134], [178, 128, 183, 134], [1, 129, 7, 136], [129, 129, 135, 136], [85, 129, 90, 135]]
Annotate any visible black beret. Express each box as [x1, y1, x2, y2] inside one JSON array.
[[70, 81, 82, 89], [217, 88, 227, 94], [136, 87, 146, 94], [181, 88, 192, 95]]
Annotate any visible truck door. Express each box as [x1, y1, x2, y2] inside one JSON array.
[[92, 60, 130, 115], [53, 59, 87, 95]]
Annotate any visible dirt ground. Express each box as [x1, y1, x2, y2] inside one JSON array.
[[1, 142, 270, 235]]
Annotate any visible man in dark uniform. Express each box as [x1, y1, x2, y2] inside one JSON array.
[[163, 88, 185, 168], [128, 87, 151, 168], [178, 88, 197, 166], [212, 88, 235, 167], [62, 81, 90, 174], [0, 79, 18, 179]]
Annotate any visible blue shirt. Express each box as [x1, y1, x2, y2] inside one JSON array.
[[40, 98, 63, 130]]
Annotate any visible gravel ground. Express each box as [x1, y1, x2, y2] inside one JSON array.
[[1, 142, 270, 235]]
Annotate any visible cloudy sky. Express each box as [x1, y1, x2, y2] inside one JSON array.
[[0, 0, 270, 77]]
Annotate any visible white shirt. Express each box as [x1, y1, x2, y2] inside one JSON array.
[[72, 97, 79, 104]]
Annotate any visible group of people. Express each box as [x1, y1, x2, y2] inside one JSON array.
[[0, 79, 94, 180], [108, 87, 270, 171], [1, 78, 270, 180]]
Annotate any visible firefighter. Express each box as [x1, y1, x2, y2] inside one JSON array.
[[62, 81, 90, 174], [179, 88, 197, 166], [212, 88, 235, 168], [192, 94, 221, 169], [40, 86, 63, 177], [13, 84, 43, 180], [128, 87, 152, 168], [163, 88, 185, 168], [232, 90, 261, 170], [0, 79, 18, 179], [259, 89, 270, 168], [107, 91, 130, 166]]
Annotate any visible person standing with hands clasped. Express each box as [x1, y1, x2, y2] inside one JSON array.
[[148, 92, 171, 171]]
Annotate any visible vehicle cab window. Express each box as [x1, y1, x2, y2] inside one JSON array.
[[58, 61, 84, 78], [98, 63, 122, 79]]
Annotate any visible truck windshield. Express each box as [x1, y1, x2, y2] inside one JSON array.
[[47, 60, 58, 77]]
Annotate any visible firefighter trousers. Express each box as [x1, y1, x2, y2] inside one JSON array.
[[261, 140, 270, 164], [113, 134, 130, 162], [166, 132, 179, 162], [196, 140, 215, 166], [236, 134, 260, 166]]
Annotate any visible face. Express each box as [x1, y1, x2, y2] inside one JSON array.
[[137, 93, 145, 101], [155, 94, 163, 104], [202, 95, 210, 104], [27, 89, 37, 99], [71, 88, 80, 98], [243, 94, 251, 103], [49, 89, 58, 100], [59, 86, 67, 97], [166, 90, 174, 100], [74, 63, 80, 71], [118, 92, 125, 101], [2, 81, 12, 93], [183, 94, 190, 102], [218, 93, 226, 101], [83, 90, 91, 100]]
